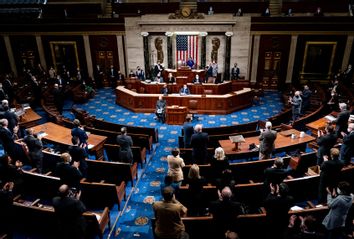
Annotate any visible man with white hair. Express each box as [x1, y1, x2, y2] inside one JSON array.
[[190, 124, 209, 164], [339, 123, 354, 165], [288, 91, 302, 122], [334, 103, 350, 138], [259, 121, 277, 160]]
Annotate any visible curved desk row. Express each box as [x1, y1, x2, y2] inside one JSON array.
[[115, 86, 254, 114], [126, 80, 232, 95]]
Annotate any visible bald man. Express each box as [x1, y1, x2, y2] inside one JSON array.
[[52, 184, 86, 238]]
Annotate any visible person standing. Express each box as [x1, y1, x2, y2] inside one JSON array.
[[322, 181, 353, 239], [259, 121, 277, 160], [316, 125, 337, 165], [182, 116, 194, 148], [190, 124, 209, 164], [186, 57, 195, 69], [116, 127, 134, 164], [52, 84, 64, 115], [153, 186, 189, 239], [339, 123, 354, 165], [301, 85, 312, 114], [289, 91, 302, 122], [231, 63, 240, 80], [71, 119, 88, 149], [334, 103, 350, 138], [23, 128, 44, 173], [167, 148, 185, 186], [136, 66, 145, 81], [69, 136, 88, 177], [155, 96, 166, 123], [55, 153, 82, 190], [52, 184, 87, 239]]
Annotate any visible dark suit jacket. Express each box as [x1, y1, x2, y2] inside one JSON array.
[[23, 134, 43, 161], [264, 193, 294, 229], [68, 146, 88, 177], [160, 87, 168, 95], [167, 77, 175, 84], [264, 167, 288, 186], [319, 160, 344, 202], [52, 196, 86, 238], [0, 127, 15, 156], [191, 132, 209, 164], [2, 79, 13, 100], [317, 133, 337, 164], [335, 110, 350, 135], [71, 127, 88, 146], [182, 122, 194, 148], [0, 89, 7, 101], [259, 129, 277, 154], [2, 110, 18, 133], [179, 87, 190, 95], [55, 162, 82, 189], [116, 134, 133, 163], [340, 131, 354, 164]]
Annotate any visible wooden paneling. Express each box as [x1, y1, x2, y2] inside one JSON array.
[[89, 35, 119, 72]]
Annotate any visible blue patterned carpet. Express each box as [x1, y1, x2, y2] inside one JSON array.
[[70, 88, 284, 239]]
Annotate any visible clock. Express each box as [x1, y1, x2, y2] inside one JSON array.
[[181, 7, 192, 18]]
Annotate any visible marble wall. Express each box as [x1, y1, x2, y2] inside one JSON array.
[[125, 14, 251, 80]]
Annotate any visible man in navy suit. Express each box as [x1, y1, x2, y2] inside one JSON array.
[[191, 124, 209, 164], [334, 103, 350, 138], [71, 119, 88, 148], [182, 116, 194, 148], [179, 85, 190, 96], [339, 123, 354, 165]]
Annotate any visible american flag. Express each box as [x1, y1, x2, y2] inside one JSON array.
[[176, 35, 198, 66]]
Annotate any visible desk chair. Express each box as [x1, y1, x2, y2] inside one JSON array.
[[188, 100, 199, 121]]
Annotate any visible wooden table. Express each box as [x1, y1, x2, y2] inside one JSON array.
[[166, 106, 187, 125], [19, 108, 42, 128], [30, 122, 107, 160], [116, 86, 254, 114], [306, 114, 337, 136], [219, 129, 315, 159]]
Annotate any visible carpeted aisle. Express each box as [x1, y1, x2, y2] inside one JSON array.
[[72, 88, 283, 239]]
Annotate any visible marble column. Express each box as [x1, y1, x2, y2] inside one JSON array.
[[286, 35, 298, 84], [141, 32, 150, 79], [342, 35, 354, 70], [166, 32, 173, 69], [200, 32, 208, 69], [117, 35, 126, 75], [83, 35, 93, 79], [4, 36, 17, 77], [250, 35, 260, 83], [35, 36, 47, 71], [224, 32, 233, 81]]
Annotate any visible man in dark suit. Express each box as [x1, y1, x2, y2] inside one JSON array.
[[1, 101, 19, 134], [52, 184, 87, 239], [0, 119, 25, 164], [316, 125, 337, 165], [55, 75, 66, 89], [55, 153, 82, 189], [154, 61, 164, 77], [259, 121, 277, 160], [0, 84, 7, 102], [116, 127, 134, 164], [209, 186, 243, 238], [264, 158, 289, 188], [179, 84, 190, 96], [191, 124, 209, 164], [108, 65, 118, 88], [301, 85, 312, 114], [182, 116, 194, 148], [192, 74, 202, 84], [231, 63, 240, 80], [23, 128, 43, 173], [339, 123, 354, 165], [94, 65, 104, 88], [334, 103, 350, 138], [69, 136, 88, 177], [318, 148, 344, 203], [155, 96, 166, 123], [52, 84, 64, 115]]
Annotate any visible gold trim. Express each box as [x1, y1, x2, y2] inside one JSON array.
[[251, 31, 354, 35], [300, 41, 337, 80], [49, 41, 80, 71]]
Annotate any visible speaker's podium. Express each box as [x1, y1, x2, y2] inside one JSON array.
[[166, 105, 187, 125]]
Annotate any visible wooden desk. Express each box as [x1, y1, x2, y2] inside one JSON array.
[[306, 114, 336, 136], [166, 106, 187, 125], [19, 108, 42, 128], [219, 129, 315, 158], [163, 68, 206, 82], [30, 122, 107, 160], [116, 86, 254, 115], [126, 79, 232, 95]]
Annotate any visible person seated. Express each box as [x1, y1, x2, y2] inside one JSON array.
[[186, 57, 195, 69], [160, 84, 169, 96], [179, 84, 190, 96], [155, 72, 164, 83], [166, 73, 175, 84], [155, 96, 166, 123], [192, 74, 202, 84]]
